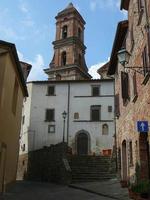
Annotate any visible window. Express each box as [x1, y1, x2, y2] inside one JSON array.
[[61, 51, 67, 66], [92, 86, 100, 96], [91, 105, 101, 121], [102, 124, 109, 135], [132, 72, 138, 101], [62, 25, 68, 39], [115, 94, 120, 118], [130, 24, 135, 52], [47, 86, 55, 96], [22, 115, 25, 124], [48, 125, 55, 133], [129, 141, 133, 166], [22, 144, 25, 151], [137, 0, 144, 24], [12, 78, 19, 115], [45, 109, 55, 122], [74, 112, 79, 119], [78, 54, 82, 66], [108, 106, 112, 112], [142, 46, 149, 76], [121, 71, 130, 104], [78, 28, 81, 39]]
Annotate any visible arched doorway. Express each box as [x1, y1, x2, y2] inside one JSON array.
[[76, 132, 89, 155], [122, 140, 127, 181]]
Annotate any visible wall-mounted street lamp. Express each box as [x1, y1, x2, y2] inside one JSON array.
[[117, 48, 145, 74], [62, 110, 67, 143]]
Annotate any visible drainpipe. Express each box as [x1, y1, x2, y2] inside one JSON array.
[[67, 82, 70, 146]]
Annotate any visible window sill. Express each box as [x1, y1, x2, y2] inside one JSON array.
[[44, 120, 55, 122], [46, 94, 56, 96], [142, 72, 150, 85]]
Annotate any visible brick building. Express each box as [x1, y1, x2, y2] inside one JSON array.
[[108, 0, 150, 184], [44, 3, 91, 80]]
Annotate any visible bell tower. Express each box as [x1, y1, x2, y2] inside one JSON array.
[[44, 3, 91, 80]]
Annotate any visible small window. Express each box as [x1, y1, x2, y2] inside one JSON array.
[[22, 144, 25, 151], [74, 112, 79, 119], [142, 46, 149, 76], [92, 86, 100, 96], [91, 105, 101, 121], [121, 71, 130, 104], [22, 115, 25, 124], [61, 51, 67, 66], [12, 78, 19, 115], [48, 125, 55, 133], [45, 109, 55, 122], [62, 25, 68, 39], [108, 106, 112, 112], [102, 124, 109, 135], [47, 86, 55, 96], [78, 27, 81, 39]]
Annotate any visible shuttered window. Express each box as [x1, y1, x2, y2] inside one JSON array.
[[91, 106, 101, 121], [45, 109, 55, 121], [121, 71, 130, 103], [92, 86, 100, 96], [132, 72, 138, 98], [142, 46, 149, 76]]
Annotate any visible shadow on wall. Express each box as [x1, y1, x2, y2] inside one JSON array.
[[25, 142, 71, 184]]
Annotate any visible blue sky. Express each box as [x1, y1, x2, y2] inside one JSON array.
[[0, 0, 127, 80]]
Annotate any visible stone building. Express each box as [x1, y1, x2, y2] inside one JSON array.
[[108, 0, 150, 184], [0, 40, 28, 193]]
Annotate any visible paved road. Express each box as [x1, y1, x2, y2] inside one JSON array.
[[1, 181, 114, 200]]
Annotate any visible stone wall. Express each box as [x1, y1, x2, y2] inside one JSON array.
[[25, 143, 71, 184]]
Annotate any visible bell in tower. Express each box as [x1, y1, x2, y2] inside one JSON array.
[[44, 3, 91, 80]]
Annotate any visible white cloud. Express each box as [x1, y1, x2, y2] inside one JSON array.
[[88, 61, 106, 79], [18, 51, 47, 81]]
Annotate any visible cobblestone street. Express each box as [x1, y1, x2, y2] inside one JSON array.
[[0, 180, 129, 200]]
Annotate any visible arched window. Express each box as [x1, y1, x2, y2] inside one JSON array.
[[61, 51, 66, 66], [78, 54, 82, 66], [102, 124, 108, 135], [62, 25, 68, 39], [78, 27, 81, 39]]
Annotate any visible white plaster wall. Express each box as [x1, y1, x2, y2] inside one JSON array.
[[20, 80, 115, 155]]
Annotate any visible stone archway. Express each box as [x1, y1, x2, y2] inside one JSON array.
[[75, 130, 90, 155], [122, 140, 127, 181]]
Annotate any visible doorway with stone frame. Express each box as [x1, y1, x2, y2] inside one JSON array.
[[75, 130, 90, 155], [139, 133, 150, 180]]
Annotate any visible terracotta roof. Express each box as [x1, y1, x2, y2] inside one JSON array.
[[120, 0, 130, 10], [0, 40, 28, 96], [107, 20, 128, 75]]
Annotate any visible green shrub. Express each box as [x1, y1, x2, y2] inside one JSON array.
[[131, 180, 150, 194]]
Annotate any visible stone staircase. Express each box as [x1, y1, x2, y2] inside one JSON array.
[[68, 155, 116, 183]]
